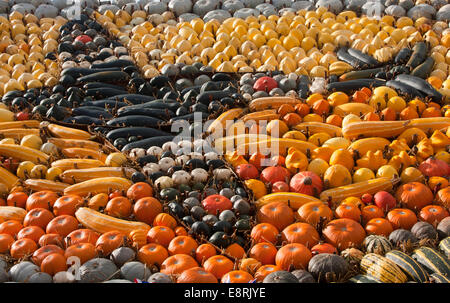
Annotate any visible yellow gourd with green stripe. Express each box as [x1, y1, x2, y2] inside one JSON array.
[[360, 253, 408, 283]]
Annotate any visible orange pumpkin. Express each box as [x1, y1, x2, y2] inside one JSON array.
[[361, 205, 384, 225], [203, 255, 234, 280], [64, 243, 97, 265], [396, 182, 433, 211], [0, 233, 14, 253], [297, 201, 333, 227], [168, 236, 198, 256], [365, 218, 393, 237], [335, 204, 361, 223], [221, 270, 254, 283], [26, 191, 59, 211], [134, 197, 163, 225], [249, 242, 278, 265], [146, 226, 175, 248], [126, 182, 153, 201], [138, 243, 169, 267], [256, 202, 294, 231], [160, 254, 198, 276], [322, 219, 366, 250], [281, 222, 320, 248], [177, 267, 218, 283], [254, 264, 282, 281], [436, 187, 450, 208], [419, 205, 449, 226], [225, 243, 246, 260], [275, 243, 312, 271], [195, 244, 217, 265], [95, 231, 128, 256], [387, 208, 417, 230]]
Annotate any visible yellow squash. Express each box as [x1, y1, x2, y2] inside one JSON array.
[[255, 192, 322, 210], [46, 123, 93, 140], [61, 148, 108, 162], [407, 117, 450, 132], [334, 103, 375, 117], [24, 179, 70, 193], [0, 120, 40, 129], [47, 138, 103, 150], [75, 207, 150, 236], [293, 122, 343, 137], [319, 177, 395, 204], [0, 166, 20, 190], [249, 97, 301, 111], [343, 121, 409, 139], [59, 167, 137, 184], [0, 144, 49, 163], [0, 206, 27, 223], [51, 159, 105, 171], [347, 137, 391, 156], [0, 128, 40, 139], [64, 177, 133, 196], [207, 108, 246, 137], [236, 138, 318, 156]]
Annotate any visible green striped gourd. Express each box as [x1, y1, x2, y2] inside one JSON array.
[[360, 253, 408, 283], [385, 250, 429, 283], [412, 247, 450, 277]]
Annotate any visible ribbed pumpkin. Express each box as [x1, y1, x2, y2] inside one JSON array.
[[289, 171, 323, 197], [436, 187, 450, 208], [395, 182, 433, 211], [281, 223, 320, 248], [340, 248, 364, 264], [363, 235, 393, 255]]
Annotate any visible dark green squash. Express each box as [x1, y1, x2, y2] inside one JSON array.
[[430, 273, 450, 283], [438, 237, 450, 259], [348, 274, 381, 283], [412, 247, 450, 277]]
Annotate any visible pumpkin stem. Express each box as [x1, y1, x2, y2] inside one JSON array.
[[303, 177, 312, 186]]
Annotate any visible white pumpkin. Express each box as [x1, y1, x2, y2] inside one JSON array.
[[191, 168, 209, 183], [162, 141, 178, 153], [178, 140, 193, 152], [172, 170, 191, 185], [147, 146, 163, 156], [213, 168, 232, 181], [129, 148, 146, 159], [204, 152, 219, 162], [168, 0, 192, 16], [158, 157, 176, 172], [176, 155, 190, 166], [143, 163, 160, 175], [189, 152, 204, 161], [155, 176, 174, 189], [40, 142, 58, 156]]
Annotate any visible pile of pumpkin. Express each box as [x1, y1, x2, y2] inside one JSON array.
[[93, 7, 449, 83], [0, 12, 66, 97]]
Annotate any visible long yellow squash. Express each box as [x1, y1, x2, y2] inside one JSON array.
[[75, 207, 150, 236], [0, 166, 20, 190], [207, 108, 246, 136], [343, 121, 409, 139], [0, 206, 27, 223], [60, 167, 137, 184], [0, 144, 49, 163], [249, 97, 301, 111], [241, 110, 280, 123], [319, 177, 395, 204], [407, 117, 450, 132], [237, 138, 318, 156], [0, 128, 40, 139], [213, 134, 272, 153], [61, 147, 108, 162], [255, 192, 322, 210], [24, 179, 70, 193], [293, 122, 343, 137], [347, 137, 391, 156], [333, 103, 375, 117], [64, 177, 133, 196], [47, 138, 102, 150], [46, 123, 93, 140], [51, 159, 105, 171], [0, 120, 40, 130]]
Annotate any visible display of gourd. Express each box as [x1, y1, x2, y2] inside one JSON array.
[[0, 3, 449, 284]]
